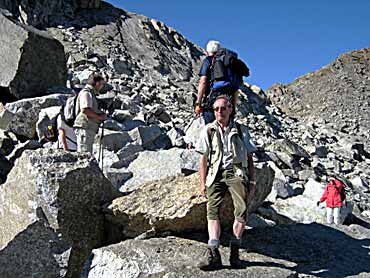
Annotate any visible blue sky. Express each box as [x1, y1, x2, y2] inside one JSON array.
[[106, 0, 370, 89]]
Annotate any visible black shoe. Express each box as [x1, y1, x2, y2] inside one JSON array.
[[229, 242, 245, 268], [199, 247, 222, 271]]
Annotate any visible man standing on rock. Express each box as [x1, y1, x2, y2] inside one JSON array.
[[196, 95, 257, 270], [74, 73, 107, 153]]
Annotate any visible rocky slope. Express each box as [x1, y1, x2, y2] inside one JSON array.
[[267, 47, 370, 144], [0, 1, 369, 278]]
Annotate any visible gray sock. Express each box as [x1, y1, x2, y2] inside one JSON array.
[[208, 239, 220, 248]]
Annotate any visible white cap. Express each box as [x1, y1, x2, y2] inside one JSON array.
[[206, 40, 221, 54]]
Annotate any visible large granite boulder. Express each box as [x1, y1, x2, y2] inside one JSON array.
[[83, 223, 370, 278], [5, 94, 68, 138], [0, 11, 67, 101], [0, 149, 120, 278], [123, 148, 200, 192], [82, 236, 296, 278], [105, 163, 274, 238]]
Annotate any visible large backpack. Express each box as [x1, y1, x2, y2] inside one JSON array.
[[210, 48, 249, 92], [63, 93, 79, 128]]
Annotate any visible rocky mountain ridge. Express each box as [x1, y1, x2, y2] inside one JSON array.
[[0, 1, 369, 278], [267, 46, 370, 143]]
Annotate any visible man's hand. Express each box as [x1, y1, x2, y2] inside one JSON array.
[[200, 183, 207, 198], [195, 103, 202, 116]]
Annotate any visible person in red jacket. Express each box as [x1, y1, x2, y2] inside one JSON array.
[[317, 177, 343, 225]]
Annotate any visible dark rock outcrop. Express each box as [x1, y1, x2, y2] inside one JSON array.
[[0, 149, 120, 278], [0, 0, 101, 27], [0, 11, 67, 101]]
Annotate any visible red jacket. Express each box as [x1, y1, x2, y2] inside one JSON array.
[[320, 179, 343, 208]]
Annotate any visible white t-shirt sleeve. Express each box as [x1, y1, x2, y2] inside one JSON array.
[[79, 90, 93, 109]]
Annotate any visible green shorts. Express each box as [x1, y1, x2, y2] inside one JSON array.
[[206, 169, 248, 222]]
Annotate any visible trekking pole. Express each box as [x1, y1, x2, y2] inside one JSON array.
[[98, 121, 105, 173]]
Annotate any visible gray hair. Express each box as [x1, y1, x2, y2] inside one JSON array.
[[213, 95, 232, 108]]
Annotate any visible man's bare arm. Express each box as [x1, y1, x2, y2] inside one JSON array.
[[196, 76, 208, 105], [199, 154, 208, 197], [58, 129, 68, 151], [82, 108, 107, 122]]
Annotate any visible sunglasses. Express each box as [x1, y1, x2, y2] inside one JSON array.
[[213, 105, 231, 112]]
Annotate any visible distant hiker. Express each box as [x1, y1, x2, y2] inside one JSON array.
[[74, 73, 107, 153], [196, 95, 257, 270], [57, 113, 77, 151], [317, 177, 345, 225], [195, 40, 249, 124]]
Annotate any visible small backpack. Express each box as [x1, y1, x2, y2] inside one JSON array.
[[210, 48, 249, 91], [333, 178, 346, 202], [41, 113, 60, 144]]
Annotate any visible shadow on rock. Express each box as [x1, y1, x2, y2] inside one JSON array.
[[245, 223, 370, 278]]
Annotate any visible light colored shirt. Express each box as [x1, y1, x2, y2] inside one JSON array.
[[57, 114, 77, 151], [78, 88, 93, 110], [196, 122, 257, 169]]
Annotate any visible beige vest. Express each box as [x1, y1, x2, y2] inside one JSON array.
[[73, 85, 101, 132], [206, 121, 250, 187]]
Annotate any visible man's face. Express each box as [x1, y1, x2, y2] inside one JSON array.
[[213, 98, 232, 124], [96, 80, 105, 92]]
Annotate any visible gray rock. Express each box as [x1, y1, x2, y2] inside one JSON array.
[[0, 149, 120, 278], [298, 169, 315, 182], [0, 130, 17, 156], [268, 138, 310, 159], [0, 103, 14, 130], [104, 168, 133, 190], [167, 127, 186, 148], [5, 94, 68, 139], [128, 125, 162, 149], [99, 129, 132, 153], [116, 142, 143, 161], [123, 148, 200, 191], [0, 11, 66, 100], [350, 177, 369, 193], [6, 139, 41, 164], [266, 161, 294, 201], [315, 145, 328, 158], [184, 117, 205, 146], [111, 109, 133, 123]]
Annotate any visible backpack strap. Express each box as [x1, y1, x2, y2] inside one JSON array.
[[207, 126, 216, 164], [235, 121, 243, 140]]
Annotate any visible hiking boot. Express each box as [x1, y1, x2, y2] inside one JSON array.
[[229, 242, 245, 268], [199, 247, 222, 271]]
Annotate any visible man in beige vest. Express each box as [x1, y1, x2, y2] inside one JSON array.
[[196, 95, 257, 270], [74, 73, 107, 153]]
